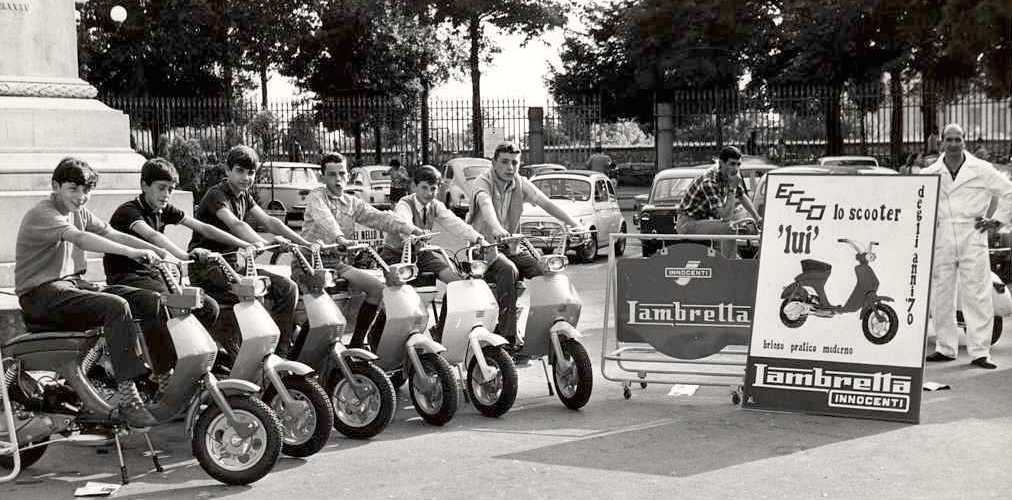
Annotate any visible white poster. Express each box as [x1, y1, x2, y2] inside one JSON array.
[[482, 127, 505, 159], [749, 174, 939, 367]]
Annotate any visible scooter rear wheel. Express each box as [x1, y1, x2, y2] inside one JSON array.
[[262, 375, 333, 458], [327, 361, 396, 439], [779, 298, 808, 328], [409, 353, 459, 426], [552, 339, 593, 410], [192, 395, 283, 486], [466, 346, 518, 418]]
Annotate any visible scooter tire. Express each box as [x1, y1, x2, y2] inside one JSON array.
[[262, 375, 334, 458], [409, 353, 459, 426], [466, 346, 518, 418], [192, 395, 283, 486], [326, 361, 396, 439], [552, 339, 593, 410], [779, 298, 808, 328], [862, 303, 899, 345], [0, 438, 48, 471]]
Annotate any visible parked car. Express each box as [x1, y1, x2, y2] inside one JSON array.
[[609, 162, 656, 186], [347, 164, 393, 209], [254, 161, 323, 230], [519, 163, 566, 178], [818, 155, 880, 168], [518, 170, 626, 262], [752, 164, 897, 217], [436, 157, 492, 217]]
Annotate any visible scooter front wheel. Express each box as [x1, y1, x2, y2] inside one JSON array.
[[779, 298, 808, 328], [192, 395, 283, 486], [552, 339, 593, 410], [862, 303, 899, 345], [327, 361, 396, 439], [466, 346, 518, 418], [409, 353, 459, 426], [262, 375, 334, 458]]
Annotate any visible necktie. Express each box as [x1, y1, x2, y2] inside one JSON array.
[[421, 205, 428, 226]]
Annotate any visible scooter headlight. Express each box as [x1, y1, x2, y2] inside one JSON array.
[[542, 254, 568, 273], [390, 263, 418, 284], [468, 260, 487, 278]]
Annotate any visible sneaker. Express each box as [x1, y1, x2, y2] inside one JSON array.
[[116, 381, 159, 428]]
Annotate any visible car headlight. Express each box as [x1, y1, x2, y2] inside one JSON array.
[[542, 254, 567, 272], [469, 260, 487, 277], [390, 263, 418, 284], [640, 212, 651, 220]]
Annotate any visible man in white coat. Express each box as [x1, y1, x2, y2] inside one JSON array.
[[922, 123, 1012, 369]]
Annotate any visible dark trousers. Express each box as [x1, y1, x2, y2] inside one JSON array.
[[188, 262, 299, 354], [389, 187, 407, 204], [485, 248, 544, 343], [107, 272, 221, 373], [19, 280, 153, 382]]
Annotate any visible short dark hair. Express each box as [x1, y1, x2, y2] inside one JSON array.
[[389, 159, 401, 169], [141, 157, 179, 185], [492, 141, 521, 161], [319, 151, 346, 173], [52, 157, 99, 188], [414, 165, 441, 185], [226, 145, 259, 171], [718, 146, 743, 162]]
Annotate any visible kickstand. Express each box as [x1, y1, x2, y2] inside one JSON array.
[[541, 357, 554, 397], [457, 365, 469, 404], [142, 432, 164, 472], [113, 429, 129, 485]]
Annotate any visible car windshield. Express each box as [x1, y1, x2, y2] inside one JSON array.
[[271, 167, 318, 185], [823, 159, 877, 167], [533, 178, 591, 201], [651, 177, 696, 203], [463, 165, 489, 180], [371, 169, 391, 181]]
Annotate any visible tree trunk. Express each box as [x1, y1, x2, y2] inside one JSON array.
[[469, 15, 482, 157], [889, 73, 904, 167], [921, 81, 939, 152], [260, 61, 269, 107], [421, 83, 431, 165]]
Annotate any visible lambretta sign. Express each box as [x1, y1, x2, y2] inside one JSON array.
[[616, 243, 758, 360], [751, 363, 912, 412]]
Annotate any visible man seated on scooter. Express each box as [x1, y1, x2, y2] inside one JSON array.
[[187, 145, 315, 357], [677, 146, 762, 258], [467, 141, 583, 359], [381, 165, 485, 336], [104, 157, 255, 385], [302, 152, 425, 350], [15, 157, 173, 428]]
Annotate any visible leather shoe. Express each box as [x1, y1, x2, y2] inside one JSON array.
[[926, 352, 956, 362], [970, 357, 997, 369]]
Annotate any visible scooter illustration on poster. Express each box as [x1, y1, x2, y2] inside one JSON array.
[[778, 238, 899, 344]]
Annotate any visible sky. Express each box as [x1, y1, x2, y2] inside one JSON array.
[[253, 19, 573, 105]]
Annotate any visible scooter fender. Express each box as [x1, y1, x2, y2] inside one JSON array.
[[263, 355, 315, 408], [781, 282, 803, 299], [549, 321, 582, 368], [465, 327, 509, 382], [185, 378, 261, 438], [405, 333, 446, 382]]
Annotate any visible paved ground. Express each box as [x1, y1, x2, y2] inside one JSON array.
[[3, 205, 1012, 499]]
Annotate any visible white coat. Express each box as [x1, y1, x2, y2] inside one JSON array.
[[921, 151, 1012, 359]]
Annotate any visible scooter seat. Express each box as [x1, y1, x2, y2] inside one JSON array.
[[410, 272, 438, 288], [4, 330, 100, 357], [801, 259, 832, 273]]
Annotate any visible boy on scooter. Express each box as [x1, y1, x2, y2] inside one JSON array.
[[187, 145, 315, 356], [15, 157, 171, 428], [104, 157, 255, 381], [381, 165, 485, 336], [302, 152, 425, 350], [467, 141, 583, 357]]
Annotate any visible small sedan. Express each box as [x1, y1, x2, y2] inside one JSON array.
[[518, 170, 626, 262], [519, 163, 566, 178], [347, 165, 393, 209], [254, 161, 323, 230], [437, 157, 492, 217]]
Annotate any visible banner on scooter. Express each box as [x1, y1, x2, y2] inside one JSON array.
[[744, 173, 939, 424], [616, 243, 758, 359]]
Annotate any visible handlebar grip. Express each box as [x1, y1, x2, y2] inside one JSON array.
[[837, 238, 847, 242]]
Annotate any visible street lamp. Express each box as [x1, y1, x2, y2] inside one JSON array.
[[110, 5, 127, 23]]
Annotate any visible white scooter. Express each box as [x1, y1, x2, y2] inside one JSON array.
[[415, 240, 518, 418]]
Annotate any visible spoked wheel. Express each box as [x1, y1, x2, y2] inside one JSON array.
[[465, 346, 518, 418], [327, 361, 396, 439], [779, 298, 808, 328], [862, 303, 899, 345], [262, 375, 333, 458], [409, 353, 459, 426], [192, 395, 283, 485], [578, 233, 598, 263], [552, 339, 593, 410]]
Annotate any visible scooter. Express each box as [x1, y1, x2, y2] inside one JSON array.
[[414, 240, 518, 418], [503, 229, 594, 410], [348, 235, 459, 426], [210, 247, 333, 457], [282, 243, 397, 438], [779, 238, 899, 344], [0, 260, 283, 485]]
